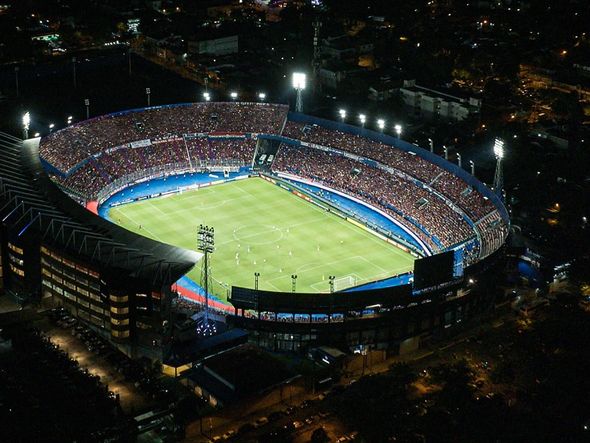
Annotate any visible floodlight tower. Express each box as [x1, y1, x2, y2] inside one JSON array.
[[377, 119, 385, 132], [22, 112, 30, 139], [394, 124, 402, 139], [359, 114, 366, 128], [292, 73, 306, 113], [493, 138, 505, 197], [338, 109, 346, 122], [197, 224, 215, 335]]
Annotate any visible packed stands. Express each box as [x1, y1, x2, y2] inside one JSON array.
[[41, 102, 508, 263], [272, 145, 475, 251], [40, 103, 289, 173], [283, 121, 496, 221]]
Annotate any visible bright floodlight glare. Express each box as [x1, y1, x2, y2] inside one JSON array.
[[23, 112, 31, 128], [394, 124, 402, 135], [230, 91, 238, 99], [49, 123, 55, 129], [494, 138, 505, 159], [377, 119, 385, 129], [258, 92, 266, 100], [292, 72, 306, 90], [339, 109, 346, 119], [203, 92, 211, 101], [359, 114, 366, 124]]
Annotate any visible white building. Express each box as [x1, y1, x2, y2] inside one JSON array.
[[400, 80, 482, 121]]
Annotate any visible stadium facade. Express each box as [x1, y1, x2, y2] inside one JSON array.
[[0, 102, 509, 356]]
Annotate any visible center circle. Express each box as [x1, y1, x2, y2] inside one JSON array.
[[233, 224, 284, 245]]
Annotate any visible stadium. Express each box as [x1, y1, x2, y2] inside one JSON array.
[[0, 102, 508, 356]]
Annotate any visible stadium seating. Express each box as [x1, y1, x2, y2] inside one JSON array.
[[40, 102, 289, 173], [41, 103, 508, 263]]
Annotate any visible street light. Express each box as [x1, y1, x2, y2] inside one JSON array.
[[443, 145, 448, 160], [457, 153, 462, 167], [49, 123, 55, 133], [469, 160, 475, 175], [427, 138, 434, 152], [22, 112, 30, 139], [203, 92, 211, 101], [359, 114, 366, 128], [258, 92, 266, 101], [67, 115, 73, 125], [394, 124, 402, 138], [292, 72, 306, 112], [377, 119, 385, 132], [230, 91, 238, 101], [338, 109, 346, 122]]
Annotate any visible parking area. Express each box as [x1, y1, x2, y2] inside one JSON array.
[[39, 307, 156, 414]]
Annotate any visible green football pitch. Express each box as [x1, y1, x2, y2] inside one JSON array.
[[108, 177, 414, 301]]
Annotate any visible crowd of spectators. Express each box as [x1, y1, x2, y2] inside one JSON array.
[[40, 103, 289, 173], [56, 137, 257, 198], [42, 106, 506, 260], [186, 138, 257, 166], [272, 145, 476, 251], [283, 122, 496, 221]]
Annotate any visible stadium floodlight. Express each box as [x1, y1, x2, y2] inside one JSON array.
[[258, 92, 266, 101], [493, 138, 505, 196], [443, 145, 448, 160], [203, 92, 211, 101], [394, 124, 402, 138], [49, 123, 55, 133], [377, 119, 385, 132], [338, 109, 346, 122], [493, 138, 505, 159], [469, 160, 475, 175], [456, 153, 462, 167], [22, 112, 30, 139], [427, 138, 434, 152], [230, 91, 238, 100], [292, 72, 306, 90], [34, 132, 40, 137], [67, 115, 73, 125], [292, 72, 306, 112], [359, 114, 366, 127]]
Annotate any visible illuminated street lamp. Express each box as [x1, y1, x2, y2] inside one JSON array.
[[457, 153, 462, 167], [49, 123, 55, 133], [258, 92, 266, 101], [338, 109, 346, 122], [292, 72, 306, 112], [203, 92, 211, 101], [359, 114, 366, 128], [394, 124, 402, 138], [469, 160, 475, 175], [230, 91, 238, 101], [443, 145, 448, 160], [377, 119, 385, 132], [22, 112, 30, 139], [427, 138, 434, 152]]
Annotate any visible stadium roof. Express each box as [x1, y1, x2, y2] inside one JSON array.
[[0, 132, 199, 287]]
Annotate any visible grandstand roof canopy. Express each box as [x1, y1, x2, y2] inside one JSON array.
[[0, 132, 199, 287]]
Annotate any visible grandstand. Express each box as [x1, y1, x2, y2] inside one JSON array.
[[0, 101, 510, 352]]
